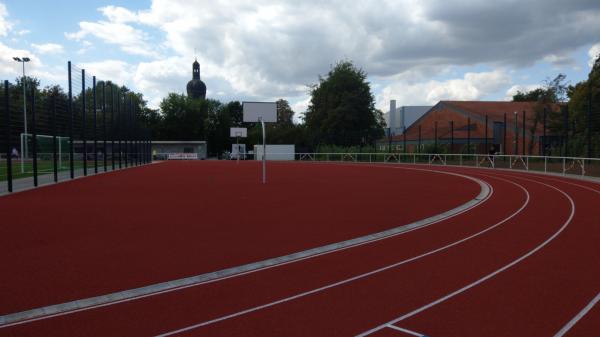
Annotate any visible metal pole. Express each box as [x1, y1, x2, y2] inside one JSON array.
[[82, 69, 87, 176], [31, 86, 37, 187], [588, 80, 593, 158], [503, 113, 507, 155], [514, 112, 518, 155], [261, 118, 266, 184], [68, 61, 74, 179], [118, 91, 122, 169], [4, 81, 12, 192], [21, 60, 28, 173], [93, 76, 98, 174], [110, 84, 115, 170], [563, 105, 569, 156], [522, 110, 526, 155], [52, 94, 58, 182], [102, 82, 107, 171]]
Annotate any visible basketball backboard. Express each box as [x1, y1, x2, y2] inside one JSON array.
[[230, 127, 247, 138], [242, 102, 277, 123]]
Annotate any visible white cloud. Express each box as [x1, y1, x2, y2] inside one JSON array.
[[31, 43, 64, 55], [377, 70, 512, 109], [0, 2, 11, 36], [589, 43, 600, 68], [79, 60, 135, 86], [66, 20, 157, 57], [504, 84, 542, 101], [0, 42, 63, 83], [98, 6, 139, 23]]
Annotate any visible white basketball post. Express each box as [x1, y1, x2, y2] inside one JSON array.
[[230, 127, 247, 164], [242, 102, 277, 184]]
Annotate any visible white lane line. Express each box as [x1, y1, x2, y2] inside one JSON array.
[[0, 166, 490, 328], [554, 292, 600, 337], [357, 174, 575, 337], [387, 324, 426, 336], [153, 175, 527, 337]]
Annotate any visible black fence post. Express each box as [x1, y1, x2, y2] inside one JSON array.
[[52, 94, 58, 182], [93, 76, 97, 174], [82, 69, 87, 176], [522, 110, 526, 155], [102, 81, 107, 171], [4, 81, 12, 192], [117, 91, 122, 169], [110, 84, 115, 170], [68, 62, 74, 179], [588, 80, 593, 158], [31, 87, 37, 187]]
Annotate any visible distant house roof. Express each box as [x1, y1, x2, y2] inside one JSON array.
[[397, 100, 562, 140]]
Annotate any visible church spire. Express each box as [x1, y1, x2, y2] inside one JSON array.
[[192, 58, 200, 80]]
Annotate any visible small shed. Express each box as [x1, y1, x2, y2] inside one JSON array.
[[152, 141, 207, 160]]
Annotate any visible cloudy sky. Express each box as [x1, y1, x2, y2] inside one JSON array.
[[1, 0, 600, 120]]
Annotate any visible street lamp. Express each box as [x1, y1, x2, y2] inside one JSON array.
[[13, 56, 30, 172]]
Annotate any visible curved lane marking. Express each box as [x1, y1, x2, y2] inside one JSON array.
[[357, 172, 576, 336], [0, 166, 489, 328], [153, 174, 528, 337]]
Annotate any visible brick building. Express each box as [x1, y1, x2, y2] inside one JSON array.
[[378, 101, 561, 155]]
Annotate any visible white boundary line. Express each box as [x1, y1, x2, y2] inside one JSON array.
[[152, 174, 528, 337], [554, 292, 600, 337], [387, 324, 425, 336], [357, 174, 576, 336], [0, 166, 489, 328]]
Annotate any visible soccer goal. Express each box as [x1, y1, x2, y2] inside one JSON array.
[[20, 133, 70, 174]]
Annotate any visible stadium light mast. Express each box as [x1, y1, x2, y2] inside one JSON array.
[[13, 56, 31, 171]]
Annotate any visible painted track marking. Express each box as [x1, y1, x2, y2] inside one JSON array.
[[0, 166, 489, 328], [387, 324, 426, 336], [153, 174, 527, 337], [554, 292, 600, 337], [357, 173, 576, 336]]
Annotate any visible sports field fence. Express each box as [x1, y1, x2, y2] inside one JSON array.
[[1, 61, 152, 194]]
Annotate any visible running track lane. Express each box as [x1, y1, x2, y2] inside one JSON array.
[[2, 168, 530, 335], [0, 161, 479, 315], [2, 167, 597, 336], [358, 170, 600, 337]]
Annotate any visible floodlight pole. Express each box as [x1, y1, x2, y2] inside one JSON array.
[[261, 117, 266, 184], [13, 56, 30, 172]]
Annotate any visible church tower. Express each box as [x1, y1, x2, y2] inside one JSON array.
[[186, 59, 206, 99]]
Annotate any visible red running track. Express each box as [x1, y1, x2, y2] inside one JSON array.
[[1, 162, 598, 336]]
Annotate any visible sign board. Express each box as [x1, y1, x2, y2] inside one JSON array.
[[242, 102, 277, 123], [230, 127, 248, 138], [167, 153, 198, 160], [253, 145, 295, 161]]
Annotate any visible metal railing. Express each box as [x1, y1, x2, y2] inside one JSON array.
[[288, 152, 600, 179]]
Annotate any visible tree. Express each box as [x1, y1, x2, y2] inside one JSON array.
[[305, 60, 384, 147], [276, 99, 294, 126]]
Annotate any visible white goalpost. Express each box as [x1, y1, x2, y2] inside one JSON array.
[[20, 133, 70, 173]]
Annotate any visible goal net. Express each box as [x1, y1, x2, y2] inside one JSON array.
[[20, 133, 70, 173]]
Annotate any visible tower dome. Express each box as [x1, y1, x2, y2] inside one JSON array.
[[187, 59, 206, 99]]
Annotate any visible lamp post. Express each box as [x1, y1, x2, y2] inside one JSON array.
[[13, 56, 31, 172]]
